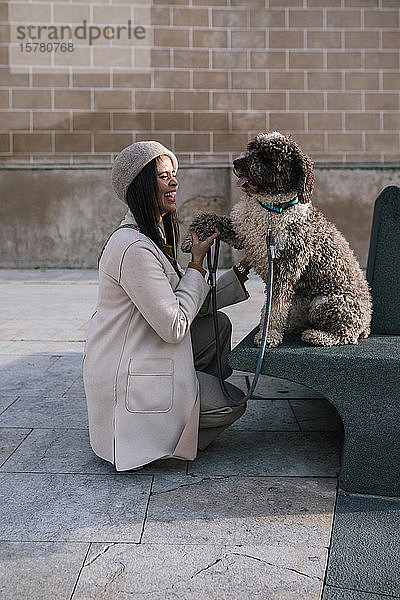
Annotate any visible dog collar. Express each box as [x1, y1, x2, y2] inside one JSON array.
[[257, 196, 298, 214]]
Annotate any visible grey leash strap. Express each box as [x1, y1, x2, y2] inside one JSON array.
[[207, 231, 275, 406]]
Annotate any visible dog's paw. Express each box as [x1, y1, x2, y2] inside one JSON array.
[[181, 233, 193, 253], [254, 329, 283, 348], [301, 329, 342, 346], [181, 213, 220, 253], [359, 327, 370, 339]]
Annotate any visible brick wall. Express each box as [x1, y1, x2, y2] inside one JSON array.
[[0, 0, 399, 165]]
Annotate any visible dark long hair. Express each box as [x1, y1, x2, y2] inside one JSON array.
[[125, 158, 180, 261]]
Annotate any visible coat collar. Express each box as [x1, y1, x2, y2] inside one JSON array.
[[120, 211, 166, 241], [120, 210, 139, 228], [119, 211, 181, 277]]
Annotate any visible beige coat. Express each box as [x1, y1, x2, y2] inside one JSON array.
[[83, 211, 248, 471]]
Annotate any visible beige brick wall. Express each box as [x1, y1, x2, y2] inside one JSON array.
[[0, 0, 399, 165]]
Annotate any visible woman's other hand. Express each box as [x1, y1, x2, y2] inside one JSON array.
[[237, 257, 251, 271], [190, 229, 220, 266]]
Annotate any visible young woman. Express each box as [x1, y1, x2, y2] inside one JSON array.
[[83, 141, 251, 471]]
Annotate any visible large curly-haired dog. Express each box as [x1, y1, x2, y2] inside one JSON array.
[[182, 132, 372, 347]]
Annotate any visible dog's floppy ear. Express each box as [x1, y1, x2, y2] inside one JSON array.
[[296, 148, 314, 204]]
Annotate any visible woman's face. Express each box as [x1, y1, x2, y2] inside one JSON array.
[[156, 155, 178, 217]]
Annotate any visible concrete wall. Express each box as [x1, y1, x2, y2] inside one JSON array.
[[0, 165, 398, 269]]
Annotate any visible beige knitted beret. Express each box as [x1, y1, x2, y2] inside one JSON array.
[[111, 141, 178, 203]]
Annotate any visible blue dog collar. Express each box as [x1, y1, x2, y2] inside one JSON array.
[[258, 196, 298, 214]]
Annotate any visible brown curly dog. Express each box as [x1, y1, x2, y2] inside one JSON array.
[[182, 132, 372, 347]]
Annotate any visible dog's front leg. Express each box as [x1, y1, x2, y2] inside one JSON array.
[[181, 212, 244, 253], [254, 286, 293, 348]]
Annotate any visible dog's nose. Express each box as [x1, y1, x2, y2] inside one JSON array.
[[233, 157, 245, 170], [233, 152, 246, 167]]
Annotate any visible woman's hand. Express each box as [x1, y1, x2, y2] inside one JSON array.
[[190, 229, 220, 266], [237, 258, 251, 271]]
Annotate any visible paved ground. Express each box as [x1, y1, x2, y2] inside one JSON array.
[[0, 269, 397, 599]]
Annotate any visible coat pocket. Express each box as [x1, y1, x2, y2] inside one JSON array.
[[125, 358, 173, 413]]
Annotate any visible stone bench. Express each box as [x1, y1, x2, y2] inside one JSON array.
[[228, 186, 400, 497]]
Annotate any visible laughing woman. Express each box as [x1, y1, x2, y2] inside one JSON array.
[[83, 141, 250, 471]]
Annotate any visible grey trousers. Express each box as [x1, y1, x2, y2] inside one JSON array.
[[190, 312, 246, 450]]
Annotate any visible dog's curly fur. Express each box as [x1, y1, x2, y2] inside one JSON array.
[[182, 131, 372, 347]]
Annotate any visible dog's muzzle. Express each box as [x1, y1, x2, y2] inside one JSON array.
[[233, 155, 250, 187]]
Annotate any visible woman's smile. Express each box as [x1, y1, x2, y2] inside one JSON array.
[[157, 155, 179, 215], [164, 190, 177, 202]]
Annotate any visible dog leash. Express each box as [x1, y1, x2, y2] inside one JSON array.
[[207, 230, 276, 406]]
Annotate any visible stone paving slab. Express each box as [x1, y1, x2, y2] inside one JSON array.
[[72, 542, 327, 600], [0, 396, 88, 428], [290, 399, 343, 432], [0, 421, 339, 477], [142, 476, 337, 546], [322, 587, 399, 600], [0, 320, 90, 342], [252, 376, 324, 400], [188, 430, 341, 477], [324, 494, 400, 597], [0, 354, 82, 397], [0, 428, 107, 474], [0, 473, 152, 542], [0, 341, 13, 352], [0, 428, 187, 476], [0, 427, 31, 466], [0, 321, 90, 343], [0, 354, 59, 394], [229, 398, 300, 431], [0, 341, 85, 355], [228, 397, 343, 432], [0, 394, 19, 414], [47, 353, 84, 374], [0, 283, 97, 321], [227, 373, 325, 399], [290, 399, 341, 422], [0, 541, 89, 600], [0, 269, 99, 281], [297, 415, 343, 432], [46, 354, 84, 396], [63, 375, 86, 398]]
